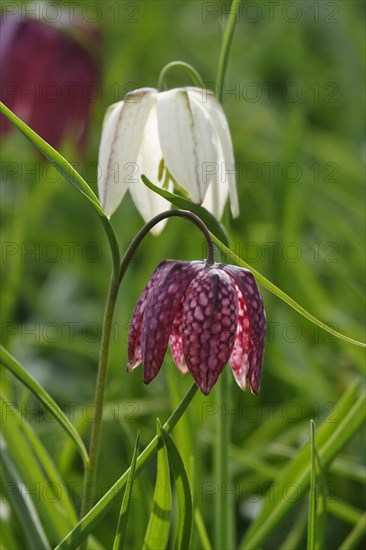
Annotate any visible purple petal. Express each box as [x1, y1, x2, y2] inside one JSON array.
[[127, 261, 171, 371], [141, 261, 204, 384], [0, 18, 99, 151], [170, 303, 189, 374], [182, 267, 238, 395], [228, 284, 250, 389], [223, 266, 266, 394]]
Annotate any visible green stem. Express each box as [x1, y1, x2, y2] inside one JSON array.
[[80, 277, 120, 521], [214, 369, 232, 549], [214, 2, 241, 547], [158, 61, 204, 91], [216, 0, 241, 102], [101, 217, 122, 282]]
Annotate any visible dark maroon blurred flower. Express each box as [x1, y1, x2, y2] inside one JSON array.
[[127, 260, 266, 395], [0, 14, 100, 152]]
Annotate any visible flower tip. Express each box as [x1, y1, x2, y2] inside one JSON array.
[[143, 374, 152, 385], [197, 379, 213, 396], [101, 199, 116, 220], [249, 377, 261, 395], [126, 362, 135, 373]]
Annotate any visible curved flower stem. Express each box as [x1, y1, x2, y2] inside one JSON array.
[[216, 0, 241, 102], [80, 209, 214, 525], [158, 61, 204, 91], [117, 209, 215, 283]]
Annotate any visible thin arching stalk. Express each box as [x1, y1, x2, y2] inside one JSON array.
[[80, 210, 215, 524]]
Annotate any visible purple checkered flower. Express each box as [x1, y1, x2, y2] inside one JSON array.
[[127, 260, 266, 395], [0, 14, 100, 153]]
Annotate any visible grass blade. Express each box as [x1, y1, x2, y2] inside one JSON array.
[[54, 383, 198, 550], [142, 420, 171, 549], [307, 420, 316, 550], [194, 508, 212, 550], [141, 174, 364, 348], [240, 380, 366, 549], [211, 236, 366, 347], [0, 447, 51, 550], [1, 398, 75, 544], [339, 512, 366, 550], [0, 102, 120, 277], [0, 345, 89, 466], [7, 397, 77, 525], [113, 432, 140, 550], [0, 102, 100, 209], [161, 427, 193, 550], [307, 419, 327, 550]]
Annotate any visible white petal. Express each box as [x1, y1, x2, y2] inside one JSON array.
[[202, 136, 229, 219], [157, 89, 218, 204], [97, 88, 157, 217], [191, 89, 239, 218], [128, 104, 172, 235]]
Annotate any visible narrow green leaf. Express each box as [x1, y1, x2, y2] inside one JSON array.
[[314, 445, 326, 550], [0, 515, 20, 550], [0, 102, 120, 278], [8, 397, 77, 525], [339, 512, 366, 550], [143, 420, 171, 550], [0, 346, 89, 466], [1, 446, 51, 550], [194, 508, 213, 550], [141, 175, 229, 246], [54, 384, 198, 550], [113, 432, 140, 550], [307, 420, 316, 550], [0, 102, 99, 209], [240, 381, 366, 549], [161, 427, 193, 550], [139, 175, 364, 348], [279, 505, 308, 550], [1, 399, 73, 544], [327, 500, 363, 525], [1, 396, 103, 550], [267, 444, 366, 484], [211, 235, 366, 348]]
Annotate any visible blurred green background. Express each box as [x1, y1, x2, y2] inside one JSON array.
[[1, 1, 365, 548]]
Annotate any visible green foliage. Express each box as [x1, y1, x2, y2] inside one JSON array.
[[0, 345, 88, 465], [113, 432, 140, 550], [142, 421, 172, 549], [1, 1, 364, 549], [161, 427, 193, 549]]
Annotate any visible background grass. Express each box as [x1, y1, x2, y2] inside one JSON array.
[[1, 1, 365, 548]]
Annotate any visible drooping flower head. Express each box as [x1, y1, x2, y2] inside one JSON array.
[[127, 260, 265, 395], [98, 87, 239, 233], [0, 13, 100, 152]]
